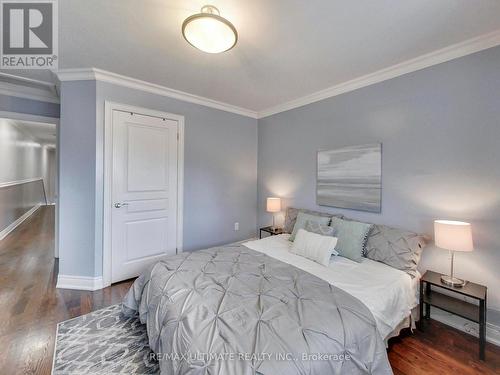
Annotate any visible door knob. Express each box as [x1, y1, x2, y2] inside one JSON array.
[[114, 202, 129, 208]]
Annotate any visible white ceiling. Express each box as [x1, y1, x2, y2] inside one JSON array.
[[3, 0, 500, 112], [11, 120, 56, 147]]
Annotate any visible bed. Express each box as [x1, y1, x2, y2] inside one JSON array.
[[122, 209, 425, 375], [244, 234, 420, 342]]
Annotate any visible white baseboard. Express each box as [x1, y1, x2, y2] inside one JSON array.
[[430, 306, 500, 347], [56, 274, 104, 291], [0, 203, 41, 241]]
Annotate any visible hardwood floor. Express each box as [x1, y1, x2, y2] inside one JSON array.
[[0, 206, 132, 375], [388, 321, 500, 374], [0, 205, 498, 374]]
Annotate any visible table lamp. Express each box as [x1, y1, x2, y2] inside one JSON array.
[[434, 220, 473, 287], [266, 197, 281, 230]]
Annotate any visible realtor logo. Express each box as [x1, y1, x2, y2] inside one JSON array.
[[1, 0, 58, 69]]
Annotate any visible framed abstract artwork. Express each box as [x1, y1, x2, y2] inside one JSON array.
[[317, 143, 382, 213]]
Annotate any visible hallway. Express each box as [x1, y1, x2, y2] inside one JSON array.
[[0, 206, 132, 374]]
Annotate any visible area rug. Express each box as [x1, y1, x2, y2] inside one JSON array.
[[52, 304, 159, 374]]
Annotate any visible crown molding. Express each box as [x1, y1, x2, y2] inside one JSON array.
[[258, 29, 500, 119], [0, 72, 59, 104], [55, 68, 259, 119], [52, 29, 500, 119]]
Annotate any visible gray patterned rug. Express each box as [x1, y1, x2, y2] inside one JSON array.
[[52, 304, 159, 374]]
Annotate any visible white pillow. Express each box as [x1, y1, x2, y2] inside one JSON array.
[[290, 229, 338, 266]]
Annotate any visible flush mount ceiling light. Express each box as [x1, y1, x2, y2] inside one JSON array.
[[182, 5, 237, 54]]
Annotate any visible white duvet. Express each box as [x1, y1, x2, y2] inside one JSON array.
[[243, 234, 419, 340]]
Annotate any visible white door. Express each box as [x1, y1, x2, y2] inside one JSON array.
[[111, 110, 178, 283]]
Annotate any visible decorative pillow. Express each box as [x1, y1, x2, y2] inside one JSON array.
[[329, 217, 373, 262], [284, 207, 343, 234], [365, 224, 427, 277], [305, 220, 335, 237], [290, 212, 331, 241], [291, 229, 338, 266]]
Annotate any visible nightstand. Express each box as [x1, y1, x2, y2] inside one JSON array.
[[419, 270, 487, 360], [259, 226, 284, 239]]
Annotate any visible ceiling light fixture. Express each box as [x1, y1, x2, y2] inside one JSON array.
[[182, 5, 237, 54]]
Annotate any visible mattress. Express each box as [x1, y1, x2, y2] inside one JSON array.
[[244, 234, 419, 340]]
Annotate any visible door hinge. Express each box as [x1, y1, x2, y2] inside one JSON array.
[[177, 132, 179, 141]]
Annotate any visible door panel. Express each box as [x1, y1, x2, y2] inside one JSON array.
[[127, 125, 168, 191], [125, 199, 169, 213], [111, 110, 178, 283], [125, 217, 168, 261]]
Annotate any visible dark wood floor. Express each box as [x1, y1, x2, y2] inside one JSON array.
[[0, 206, 133, 375], [0, 206, 498, 374], [388, 321, 500, 374]]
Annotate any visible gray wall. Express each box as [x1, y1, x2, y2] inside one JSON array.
[[257, 46, 500, 312], [59, 81, 98, 276], [0, 119, 49, 234], [58, 80, 258, 278], [0, 94, 60, 118]]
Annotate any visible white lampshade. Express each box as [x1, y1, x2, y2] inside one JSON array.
[[182, 6, 237, 54], [434, 220, 473, 252], [266, 197, 281, 213]]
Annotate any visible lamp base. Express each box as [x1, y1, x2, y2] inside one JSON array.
[[441, 275, 467, 287]]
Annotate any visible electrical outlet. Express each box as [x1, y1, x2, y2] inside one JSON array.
[[234, 222, 239, 231]]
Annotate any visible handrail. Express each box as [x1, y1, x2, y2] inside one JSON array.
[[41, 179, 48, 205], [0, 177, 43, 189], [0, 177, 48, 205]]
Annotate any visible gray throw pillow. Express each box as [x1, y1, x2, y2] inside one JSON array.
[[284, 207, 342, 234], [365, 224, 427, 277], [290, 212, 331, 241], [305, 220, 335, 237], [330, 217, 373, 262]]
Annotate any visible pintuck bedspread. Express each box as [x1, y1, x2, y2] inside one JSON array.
[[122, 244, 393, 375]]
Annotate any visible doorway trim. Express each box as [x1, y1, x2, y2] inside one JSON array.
[[102, 101, 184, 287]]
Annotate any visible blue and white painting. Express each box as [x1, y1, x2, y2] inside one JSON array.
[[317, 143, 381, 213]]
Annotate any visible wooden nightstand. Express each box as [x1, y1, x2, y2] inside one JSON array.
[[259, 226, 284, 239], [419, 270, 487, 360]]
